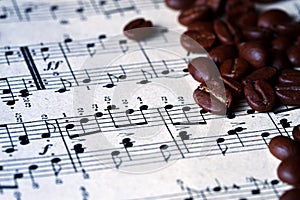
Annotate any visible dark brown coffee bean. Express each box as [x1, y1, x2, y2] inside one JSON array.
[[239, 41, 268, 68], [280, 188, 300, 200], [213, 19, 242, 45], [206, 0, 225, 15], [181, 30, 215, 52], [194, 0, 206, 6], [193, 81, 232, 114], [165, 0, 195, 10], [269, 136, 300, 160], [293, 125, 300, 144], [242, 66, 277, 85], [178, 6, 212, 26], [188, 21, 214, 33], [188, 57, 220, 83], [242, 26, 272, 41], [278, 155, 300, 185], [275, 83, 300, 106], [234, 11, 258, 28], [274, 22, 300, 38], [209, 44, 237, 65], [244, 80, 275, 112], [258, 9, 291, 29], [222, 77, 244, 97], [226, 1, 254, 19], [123, 18, 153, 40], [287, 45, 300, 66], [272, 36, 293, 51], [278, 69, 300, 85], [220, 58, 249, 80], [270, 49, 292, 71]]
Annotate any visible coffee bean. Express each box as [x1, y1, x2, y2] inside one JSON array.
[[234, 11, 258, 28], [242, 66, 277, 85], [280, 188, 300, 200], [292, 125, 300, 144], [165, 0, 195, 10], [244, 80, 275, 112], [242, 26, 272, 41], [188, 57, 220, 83], [270, 49, 291, 71], [275, 83, 300, 106], [239, 41, 268, 68], [272, 36, 293, 51], [213, 19, 242, 45], [188, 21, 214, 33], [209, 44, 237, 65], [181, 30, 215, 52], [278, 155, 300, 185], [123, 18, 153, 40], [253, 0, 279, 3], [274, 22, 300, 38], [178, 6, 212, 26], [287, 45, 300, 66], [220, 58, 249, 80], [193, 81, 232, 114], [258, 9, 291, 29], [222, 77, 244, 97], [278, 69, 300, 85], [206, 0, 225, 15], [269, 136, 300, 160]]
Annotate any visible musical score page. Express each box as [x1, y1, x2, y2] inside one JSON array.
[[0, 0, 299, 199]]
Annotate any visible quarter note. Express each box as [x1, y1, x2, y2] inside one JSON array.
[[111, 150, 122, 169], [24, 6, 33, 21], [19, 123, 30, 145], [103, 73, 119, 88], [86, 43, 96, 57], [0, 124, 15, 154], [73, 144, 88, 178], [40, 46, 50, 61], [76, 4, 86, 20], [261, 132, 270, 146], [121, 138, 134, 160], [43, 120, 56, 138], [5, 50, 14, 65], [160, 144, 171, 162], [216, 137, 228, 156], [50, 5, 59, 20], [119, 39, 128, 53], [0, 77, 16, 106], [0, 6, 8, 19], [118, 65, 127, 79], [64, 37, 73, 53], [28, 165, 39, 189], [179, 131, 190, 153], [55, 78, 72, 93], [51, 157, 63, 184], [161, 60, 174, 75], [98, 34, 106, 49], [137, 70, 152, 84], [65, 123, 79, 139], [82, 69, 91, 83]]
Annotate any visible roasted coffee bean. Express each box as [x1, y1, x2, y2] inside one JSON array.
[[222, 77, 244, 97], [287, 45, 300, 66], [292, 125, 300, 144], [220, 58, 249, 80], [226, 1, 254, 19], [278, 69, 300, 84], [280, 188, 300, 200], [209, 44, 237, 65], [178, 6, 212, 26], [206, 0, 225, 15], [269, 136, 300, 160], [242, 26, 272, 41], [188, 21, 214, 32], [164, 0, 195, 10], [242, 66, 277, 85], [258, 9, 291, 29], [193, 82, 232, 114], [188, 57, 220, 83], [274, 22, 300, 38], [270, 49, 291, 70], [278, 155, 300, 185], [234, 11, 258, 28], [275, 83, 300, 106], [123, 18, 153, 40], [181, 30, 215, 52], [213, 19, 242, 44], [239, 41, 268, 68], [244, 80, 275, 112], [272, 36, 293, 51]]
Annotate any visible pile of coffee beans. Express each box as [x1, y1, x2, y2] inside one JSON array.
[[164, 0, 300, 114], [269, 125, 300, 200]]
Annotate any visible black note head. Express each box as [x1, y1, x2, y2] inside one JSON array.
[[182, 106, 191, 112], [74, 144, 84, 154], [280, 119, 290, 128], [20, 89, 30, 97], [164, 104, 173, 110], [213, 186, 221, 192], [182, 68, 188, 73], [227, 130, 236, 135], [226, 112, 236, 119], [111, 150, 120, 156], [140, 105, 148, 110], [98, 35, 106, 40], [107, 105, 116, 110], [64, 38, 72, 43], [122, 138, 134, 148], [179, 131, 189, 140], [56, 88, 67, 93], [29, 165, 38, 170], [19, 135, 29, 145], [103, 83, 115, 88], [5, 147, 15, 153], [80, 118, 89, 124], [6, 100, 15, 106], [51, 157, 61, 163], [14, 173, 23, 179], [119, 75, 127, 79], [235, 127, 244, 132], [160, 144, 168, 150], [126, 109, 134, 115], [3, 89, 11, 94], [261, 132, 270, 137], [41, 133, 50, 138], [270, 180, 279, 185], [216, 138, 225, 143], [66, 124, 75, 130], [200, 109, 207, 114], [95, 112, 103, 117], [247, 109, 255, 114]]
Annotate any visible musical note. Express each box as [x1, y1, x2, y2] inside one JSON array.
[[119, 39, 128, 53], [40, 46, 50, 61], [82, 69, 91, 83], [247, 177, 261, 195], [0, 172, 23, 190], [118, 65, 127, 80], [75, 4, 86, 20], [0, 124, 15, 153], [73, 144, 89, 179], [121, 138, 134, 160], [179, 131, 191, 153], [86, 43, 96, 57], [24, 6, 33, 21], [216, 138, 228, 156], [111, 150, 122, 169], [43, 121, 56, 138], [137, 70, 152, 84], [64, 37, 73, 53], [28, 165, 39, 189], [51, 157, 63, 184], [227, 127, 245, 147], [261, 132, 270, 146], [103, 73, 119, 88], [0, 6, 8, 19], [65, 123, 79, 139], [161, 60, 174, 75], [160, 144, 171, 162], [4, 50, 14, 65], [0, 78, 16, 106], [55, 78, 72, 93], [98, 34, 106, 49], [270, 179, 280, 198], [279, 118, 291, 137], [50, 5, 59, 20]]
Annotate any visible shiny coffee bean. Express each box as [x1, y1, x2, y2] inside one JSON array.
[[193, 82, 232, 114], [181, 30, 215, 52], [209, 44, 237, 65], [220, 58, 249, 80], [280, 188, 300, 200], [188, 21, 214, 33], [269, 136, 300, 160], [244, 80, 275, 112], [188, 57, 220, 83], [274, 22, 300, 38], [272, 36, 293, 51], [292, 125, 300, 144], [258, 9, 291, 29], [123, 18, 153, 40], [278, 69, 300, 85], [222, 77, 244, 97], [276, 83, 300, 106], [239, 41, 268, 68], [287, 45, 300, 66], [242, 26, 272, 41], [213, 19, 242, 45], [278, 155, 300, 185], [242, 66, 277, 85], [270, 49, 291, 71], [164, 0, 195, 10], [178, 5, 212, 26]]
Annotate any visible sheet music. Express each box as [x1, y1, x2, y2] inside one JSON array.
[[0, 0, 299, 199]]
